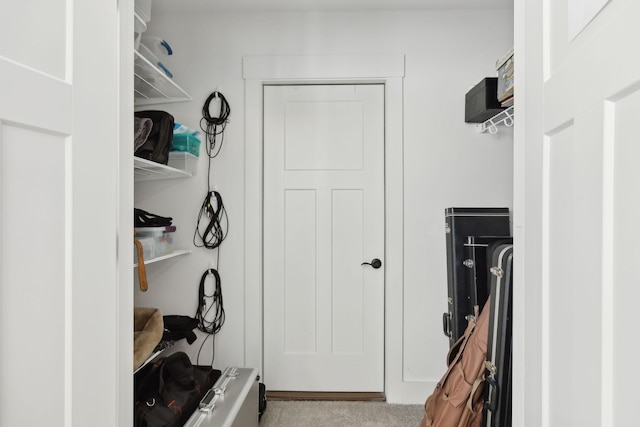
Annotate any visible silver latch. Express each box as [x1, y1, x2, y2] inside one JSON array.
[[484, 360, 497, 376], [463, 259, 474, 268], [445, 223, 451, 234], [490, 266, 504, 278]]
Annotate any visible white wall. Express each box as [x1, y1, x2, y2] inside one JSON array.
[[134, 8, 514, 402]]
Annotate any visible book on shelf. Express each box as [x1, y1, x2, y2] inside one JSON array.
[[498, 85, 514, 102], [496, 47, 514, 70], [500, 96, 514, 107]]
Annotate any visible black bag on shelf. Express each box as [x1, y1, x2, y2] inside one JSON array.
[[134, 351, 220, 427], [134, 110, 174, 165], [162, 315, 199, 344]]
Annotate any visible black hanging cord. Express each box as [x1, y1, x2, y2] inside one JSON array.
[[200, 91, 231, 160], [193, 90, 230, 366], [195, 268, 225, 365], [193, 190, 228, 250]]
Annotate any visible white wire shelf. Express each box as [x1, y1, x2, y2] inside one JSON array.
[[133, 249, 191, 268], [134, 157, 192, 181], [134, 50, 192, 106], [476, 106, 514, 134]]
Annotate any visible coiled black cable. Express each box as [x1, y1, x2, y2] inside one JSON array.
[[200, 91, 231, 159], [193, 191, 228, 250], [195, 268, 225, 334], [195, 268, 225, 365]]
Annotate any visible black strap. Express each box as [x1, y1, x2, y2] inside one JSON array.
[[134, 208, 173, 227]]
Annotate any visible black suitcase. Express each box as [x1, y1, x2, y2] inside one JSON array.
[[483, 243, 513, 427], [443, 208, 511, 347], [463, 236, 512, 315]]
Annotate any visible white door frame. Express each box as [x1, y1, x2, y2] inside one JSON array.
[[243, 55, 407, 400]]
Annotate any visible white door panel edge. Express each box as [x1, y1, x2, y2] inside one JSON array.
[[516, 0, 639, 425], [1, 1, 121, 426]]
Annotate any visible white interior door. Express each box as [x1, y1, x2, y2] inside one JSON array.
[[521, 0, 640, 424], [263, 84, 385, 392], [0, 1, 120, 426]]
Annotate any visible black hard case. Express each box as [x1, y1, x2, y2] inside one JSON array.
[[483, 244, 513, 427], [463, 236, 513, 314], [443, 208, 510, 348]]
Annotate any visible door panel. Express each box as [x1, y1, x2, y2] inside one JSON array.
[[1, 125, 67, 422], [538, 0, 639, 425], [0, 1, 119, 426], [0, 0, 67, 79], [612, 87, 640, 419], [284, 101, 364, 170], [332, 189, 365, 355], [264, 84, 384, 392], [284, 189, 317, 354]]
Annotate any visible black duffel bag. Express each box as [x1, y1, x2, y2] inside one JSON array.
[[134, 351, 220, 427], [134, 110, 174, 165]]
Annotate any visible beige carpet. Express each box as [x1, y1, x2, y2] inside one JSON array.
[[259, 400, 424, 427]]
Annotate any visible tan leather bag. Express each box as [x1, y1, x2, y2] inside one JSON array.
[[420, 297, 491, 427]]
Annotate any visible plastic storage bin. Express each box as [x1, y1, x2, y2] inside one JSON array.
[[171, 134, 201, 157], [134, 226, 175, 261], [141, 36, 173, 76], [138, 43, 173, 78], [168, 152, 198, 174]]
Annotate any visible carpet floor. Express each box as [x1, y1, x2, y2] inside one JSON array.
[[259, 400, 424, 427]]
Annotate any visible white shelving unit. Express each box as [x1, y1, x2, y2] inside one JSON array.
[[133, 21, 194, 273], [133, 249, 190, 268], [476, 105, 514, 134], [134, 50, 192, 106], [134, 157, 192, 181], [132, 2, 193, 379], [133, 159, 192, 268]]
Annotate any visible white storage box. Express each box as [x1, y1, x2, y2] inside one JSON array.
[[168, 152, 198, 175], [134, 226, 175, 262]]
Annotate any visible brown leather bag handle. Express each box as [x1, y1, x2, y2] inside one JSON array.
[[134, 231, 149, 291]]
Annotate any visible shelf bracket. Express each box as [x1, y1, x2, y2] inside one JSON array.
[[476, 106, 514, 134]]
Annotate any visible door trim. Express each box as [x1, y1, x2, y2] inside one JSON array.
[[243, 55, 408, 401]]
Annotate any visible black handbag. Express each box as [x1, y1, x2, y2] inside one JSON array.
[[134, 352, 220, 427], [134, 110, 175, 165]]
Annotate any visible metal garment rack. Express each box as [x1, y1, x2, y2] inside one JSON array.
[[476, 106, 514, 134]]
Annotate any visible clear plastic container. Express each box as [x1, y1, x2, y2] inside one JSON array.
[[141, 35, 173, 76], [171, 134, 201, 157], [168, 152, 198, 174], [134, 228, 175, 262], [138, 42, 173, 78]]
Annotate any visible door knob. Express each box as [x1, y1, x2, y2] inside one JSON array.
[[361, 258, 382, 269]]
